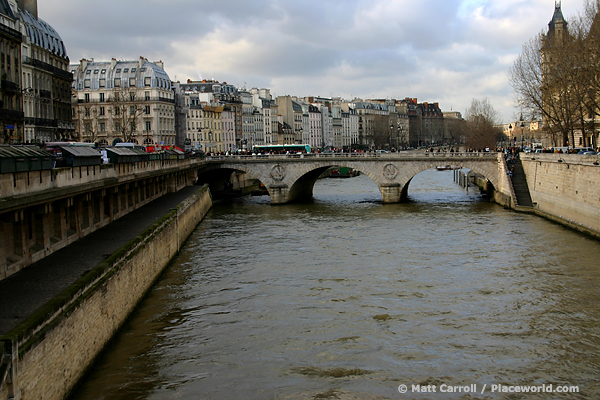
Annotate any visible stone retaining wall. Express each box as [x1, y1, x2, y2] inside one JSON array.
[[520, 154, 600, 238], [0, 185, 212, 400]]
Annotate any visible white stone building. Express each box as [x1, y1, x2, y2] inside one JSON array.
[[70, 57, 175, 147]]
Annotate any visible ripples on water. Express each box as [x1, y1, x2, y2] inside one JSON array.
[[72, 169, 600, 400]]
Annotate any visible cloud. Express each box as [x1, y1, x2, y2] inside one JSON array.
[[38, 0, 569, 122]]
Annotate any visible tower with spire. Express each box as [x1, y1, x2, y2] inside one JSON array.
[[547, 1, 568, 42]]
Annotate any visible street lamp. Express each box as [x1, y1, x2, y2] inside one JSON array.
[[389, 124, 394, 150], [399, 125, 404, 149]]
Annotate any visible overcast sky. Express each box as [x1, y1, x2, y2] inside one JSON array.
[[39, 0, 581, 123]]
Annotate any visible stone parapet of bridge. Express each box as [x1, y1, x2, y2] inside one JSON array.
[[203, 152, 509, 205]]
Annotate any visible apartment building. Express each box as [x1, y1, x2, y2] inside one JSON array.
[[15, 0, 73, 143], [71, 57, 174, 147]]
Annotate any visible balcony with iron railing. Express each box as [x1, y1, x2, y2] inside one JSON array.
[[22, 56, 73, 80], [24, 117, 58, 127], [77, 96, 175, 104], [0, 23, 21, 40], [0, 79, 19, 93], [0, 109, 24, 120]]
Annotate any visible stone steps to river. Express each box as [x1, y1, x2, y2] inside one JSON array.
[[511, 156, 533, 207]]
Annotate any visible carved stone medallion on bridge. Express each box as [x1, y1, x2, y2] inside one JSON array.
[[271, 164, 286, 181], [383, 163, 399, 180]]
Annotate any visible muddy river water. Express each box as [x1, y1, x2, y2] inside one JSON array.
[[71, 169, 600, 399]]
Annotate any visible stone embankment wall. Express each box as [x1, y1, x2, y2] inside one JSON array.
[[520, 153, 600, 238], [492, 153, 517, 208], [0, 185, 212, 400]]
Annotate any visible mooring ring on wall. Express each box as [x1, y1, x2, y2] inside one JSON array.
[[271, 164, 286, 181], [383, 163, 399, 180]]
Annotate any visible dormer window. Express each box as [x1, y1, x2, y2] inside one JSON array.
[[123, 68, 129, 73]]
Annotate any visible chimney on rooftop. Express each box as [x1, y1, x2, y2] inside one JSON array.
[[17, 0, 37, 19]]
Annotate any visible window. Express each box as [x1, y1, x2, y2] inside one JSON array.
[[123, 68, 129, 73], [99, 79, 105, 88], [145, 121, 151, 131], [99, 107, 105, 116], [129, 92, 135, 101], [131, 68, 136, 72], [144, 77, 151, 87], [84, 93, 90, 102], [114, 78, 121, 87], [129, 77, 135, 87], [84, 79, 90, 88], [85, 107, 90, 116], [116, 69, 121, 73], [144, 105, 150, 114], [99, 93, 105, 102], [114, 107, 120, 116], [130, 105, 135, 115], [93, 69, 99, 74], [145, 91, 150, 101], [101, 69, 106, 74], [100, 122, 105, 132]]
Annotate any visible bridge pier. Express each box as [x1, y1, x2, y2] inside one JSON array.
[[268, 184, 289, 204], [380, 183, 402, 204]]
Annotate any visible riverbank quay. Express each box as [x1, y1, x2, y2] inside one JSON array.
[[466, 152, 600, 240], [0, 184, 212, 400], [518, 153, 600, 240]]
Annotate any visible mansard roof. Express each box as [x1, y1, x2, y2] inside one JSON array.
[[70, 58, 172, 91], [181, 80, 237, 95], [0, 0, 15, 20], [19, 9, 68, 59], [351, 101, 389, 111]]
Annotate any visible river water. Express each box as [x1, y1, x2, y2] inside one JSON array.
[[72, 169, 600, 400]]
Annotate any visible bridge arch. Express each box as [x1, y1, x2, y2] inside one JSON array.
[[395, 160, 500, 201], [205, 153, 503, 204]]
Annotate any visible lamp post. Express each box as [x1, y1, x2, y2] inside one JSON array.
[[399, 125, 404, 149], [389, 124, 394, 150], [519, 114, 525, 150]]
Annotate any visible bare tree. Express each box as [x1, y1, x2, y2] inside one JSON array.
[[571, 1, 600, 148], [509, 1, 600, 148], [109, 87, 144, 143], [75, 105, 101, 143], [463, 98, 504, 149], [369, 115, 393, 149]]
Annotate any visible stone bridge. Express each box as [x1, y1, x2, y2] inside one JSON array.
[[199, 152, 513, 204]]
